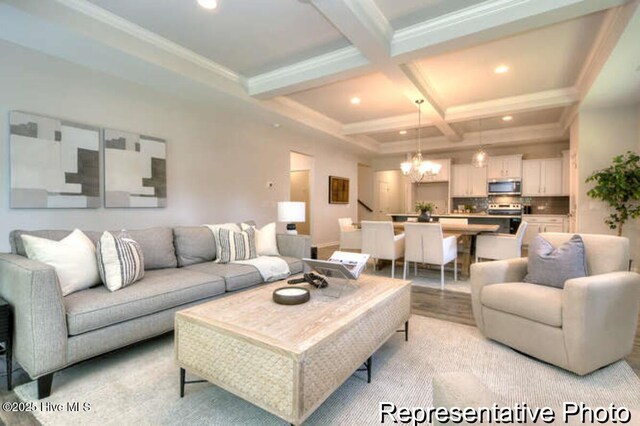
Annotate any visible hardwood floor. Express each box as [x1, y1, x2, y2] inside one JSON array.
[[319, 244, 640, 377]]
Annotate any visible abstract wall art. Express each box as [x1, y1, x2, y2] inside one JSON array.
[[103, 129, 167, 208], [9, 111, 101, 208]]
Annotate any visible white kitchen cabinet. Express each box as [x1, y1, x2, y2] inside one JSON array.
[[522, 158, 563, 196], [522, 215, 569, 245], [421, 159, 450, 182], [452, 164, 487, 197], [487, 155, 522, 179]]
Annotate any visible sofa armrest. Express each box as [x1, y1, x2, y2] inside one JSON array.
[[276, 234, 311, 259], [470, 257, 528, 332], [0, 254, 68, 378], [562, 271, 640, 375]]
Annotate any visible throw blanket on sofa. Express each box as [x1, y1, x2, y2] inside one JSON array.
[[234, 256, 290, 282]]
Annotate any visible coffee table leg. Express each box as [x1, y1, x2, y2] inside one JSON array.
[[404, 321, 409, 342], [367, 357, 372, 383], [180, 368, 185, 398]]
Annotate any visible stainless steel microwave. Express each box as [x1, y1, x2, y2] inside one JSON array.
[[487, 180, 521, 195]]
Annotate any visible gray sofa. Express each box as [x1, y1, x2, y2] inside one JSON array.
[[0, 226, 310, 398]]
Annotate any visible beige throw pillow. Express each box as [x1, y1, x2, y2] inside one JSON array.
[[96, 231, 145, 291], [21, 229, 101, 296], [242, 222, 279, 256]]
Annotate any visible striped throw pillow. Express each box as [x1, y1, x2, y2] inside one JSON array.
[[97, 231, 145, 291], [214, 227, 257, 263]]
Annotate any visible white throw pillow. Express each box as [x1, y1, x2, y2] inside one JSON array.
[[21, 229, 101, 296], [242, 222, 279, 256], [96, 231, 145, 292]]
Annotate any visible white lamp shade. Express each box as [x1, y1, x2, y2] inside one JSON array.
[[278, 202, 305, 222]]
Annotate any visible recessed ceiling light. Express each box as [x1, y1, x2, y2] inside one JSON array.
[[273, 123, 281, 128], [494, 65, 509, 74], [399, 130, 407, 135], [502, 116, 513, 121], [197, 0, 218, 10], [350, 97, 361, 105]]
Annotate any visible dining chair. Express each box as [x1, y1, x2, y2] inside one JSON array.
[[475, 221, 528, 262], [403, 223, 457, 289], [338, 218, 362, 250], [361, 221, 404, 279]]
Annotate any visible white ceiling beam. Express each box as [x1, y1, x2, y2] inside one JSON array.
[[247, 0, 627, 98], [379, 124, 566, 155], [446, 88, 580, 122], [391, 0, 628, 61], [342, 88, 579, 136], [396, 63, 462, 141], [262, 97, 381, 152], [560, 1, 638, 129]]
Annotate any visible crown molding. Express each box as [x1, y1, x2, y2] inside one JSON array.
[[378, 123, 565, 154], [247, 46, 369, 98], [53, 0, 242, 84]]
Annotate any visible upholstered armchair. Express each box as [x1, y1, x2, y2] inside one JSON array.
[[471, 233, 640, 375], [338, 218, 362, 250]]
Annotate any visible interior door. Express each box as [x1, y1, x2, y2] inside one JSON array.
[[290, 170, 311, 235], [377, 180, 391, 220]]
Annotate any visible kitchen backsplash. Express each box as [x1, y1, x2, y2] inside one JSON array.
[[452, 196, 569, 214]]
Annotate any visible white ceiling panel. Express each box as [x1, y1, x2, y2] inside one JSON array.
[[288, 73, 417, 123], [451, 108, 564, 134], [417, 12, 606, 107], [87, 0, 349, 76], [370, 126, 443, 143], [374, 0, 487, 30]]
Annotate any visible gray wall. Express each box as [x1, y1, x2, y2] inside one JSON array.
[[0, 40, 364, 251]]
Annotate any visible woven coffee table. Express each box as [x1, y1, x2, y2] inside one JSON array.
[[174, 274, 411, 425]]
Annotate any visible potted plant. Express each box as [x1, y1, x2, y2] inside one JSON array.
[[415, 201, 435, 222], [585, 151, 640, 236]]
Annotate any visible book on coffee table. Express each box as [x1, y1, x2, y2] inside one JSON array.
[[303, 251, 370, 280]]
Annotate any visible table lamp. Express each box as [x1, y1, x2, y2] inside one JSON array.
[[278, 202, 305, 235]]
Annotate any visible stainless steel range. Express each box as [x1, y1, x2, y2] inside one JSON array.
[[488, 203, 522, 216], [488, 203, 522, 234]]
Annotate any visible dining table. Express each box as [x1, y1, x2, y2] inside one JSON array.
[[391, 221, 500, 278]]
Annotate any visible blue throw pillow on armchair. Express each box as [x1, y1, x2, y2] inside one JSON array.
[[524, 234, 588, 288]]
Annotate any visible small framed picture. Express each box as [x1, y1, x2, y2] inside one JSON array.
[[328, 176, 349, 204]]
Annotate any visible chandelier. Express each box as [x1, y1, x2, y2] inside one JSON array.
[[471, 118, 489, 168], [400, 99, 441, 183]]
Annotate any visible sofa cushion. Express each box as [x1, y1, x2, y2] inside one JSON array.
[[126, 227, 177, 270], [185, 256, 301, 291], [64, 268, 225, 335], [11, 227, 177, 271], [185, 262, 262, 292], [173, 226, 216, 267], [481, 282, 562, 327]]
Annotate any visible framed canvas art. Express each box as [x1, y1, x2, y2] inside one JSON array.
[[9, 111, 100, 208], [328, 176, 349, 204], [104, 129, 167, 208]]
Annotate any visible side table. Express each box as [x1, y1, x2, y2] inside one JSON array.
[[0, 297, 12, 390]]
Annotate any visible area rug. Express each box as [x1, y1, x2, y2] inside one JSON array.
[[364, 267, 471, 294], [15, 316, 640, 425]]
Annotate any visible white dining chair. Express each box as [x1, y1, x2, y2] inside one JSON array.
[[475, 221, 528, 262], [338, 218, 362, 250], [361, 221, 404, 279], [403, 223, 457, 289]]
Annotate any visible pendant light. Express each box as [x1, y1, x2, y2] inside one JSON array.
[[472, 118, 489, 168], [400, 100, 441, 182]]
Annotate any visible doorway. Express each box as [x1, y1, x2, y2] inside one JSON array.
[[290, 152, 313, 236], [377, 179, 391, 220]]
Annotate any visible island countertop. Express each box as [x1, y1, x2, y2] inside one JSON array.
[[388, 213, 521, 219]]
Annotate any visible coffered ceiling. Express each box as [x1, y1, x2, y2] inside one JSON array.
[[1, 0, 638, 155]]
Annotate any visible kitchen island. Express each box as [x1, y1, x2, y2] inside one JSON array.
[[388, 213, 519, 234]]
